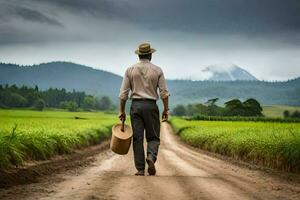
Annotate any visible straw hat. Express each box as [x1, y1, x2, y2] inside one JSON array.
[[135, 42, 156, 55]]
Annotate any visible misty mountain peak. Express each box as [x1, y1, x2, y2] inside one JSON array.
[[202, 63, 258, 81]]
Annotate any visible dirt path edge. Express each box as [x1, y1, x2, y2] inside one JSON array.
[[0, 140, 110, 188]]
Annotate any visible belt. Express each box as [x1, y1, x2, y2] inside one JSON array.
[[132, 98, 156, 103]]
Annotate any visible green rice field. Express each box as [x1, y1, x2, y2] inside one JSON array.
[[0, 109, 117, 169], [170, 117, 300, 172]]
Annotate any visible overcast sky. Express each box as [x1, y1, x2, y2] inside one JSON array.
[[0, 0, 300, 81]]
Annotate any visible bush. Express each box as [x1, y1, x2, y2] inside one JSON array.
[[172, 104, 186, 116], [2, 93, 28, 107], [96, 96, 112, 110], [33, 98, 46, 111], [60, 101, 78, 112], [291, 111, 300, 118], [283, 110, 290, 118], [283, 110, 300, 119], [83, 96, 96, 111]]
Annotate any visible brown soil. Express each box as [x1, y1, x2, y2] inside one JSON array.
[[0, 123, 300, 200], [0, 141, 110, 188]]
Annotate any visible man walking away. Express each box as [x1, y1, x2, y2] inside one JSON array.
[[118, 42, 170, 176]]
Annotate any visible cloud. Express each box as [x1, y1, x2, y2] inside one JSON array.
[[1, 0, 300, 45], [0, 3, 63, 27], [11, 6, 63, 27], [117, 0, 300, 36], [3, 0, 300, 35], [0, 0, 299, 80], [32, 0, 131, 19]]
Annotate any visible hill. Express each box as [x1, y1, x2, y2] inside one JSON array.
[[0, 62, 122, 99], [1, 62, 300, 106], [168, 78, 300, 106]]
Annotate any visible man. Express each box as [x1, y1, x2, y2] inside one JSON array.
[[119, 42, 170, 176]]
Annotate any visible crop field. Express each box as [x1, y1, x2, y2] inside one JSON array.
[[170, 118, 300, 172], [262, 105, 300, 118], [0, 109, 117, 169]]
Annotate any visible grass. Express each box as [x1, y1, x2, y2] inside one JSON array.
[[0, 109, 118, 169], [170, 117, 300, 172], [262, 105, 300, 118], [191, 115, 300, 123]]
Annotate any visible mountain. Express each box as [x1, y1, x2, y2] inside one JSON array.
[[167, 78, 300, 106], [0, 62, 122, 99], [202, 64, 258, 81], [1, 62, 300, 106]]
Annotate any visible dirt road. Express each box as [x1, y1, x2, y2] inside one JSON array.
[[1, 122, 300, 200]]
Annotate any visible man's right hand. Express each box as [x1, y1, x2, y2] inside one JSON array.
[[119, 112, 126, 122]]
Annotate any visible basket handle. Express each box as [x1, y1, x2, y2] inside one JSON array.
[[121, 118, 125, 132]]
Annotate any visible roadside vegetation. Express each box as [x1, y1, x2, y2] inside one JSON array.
[[0, 109, 117, 169], [170, 118, 300, 172], [191, 115, 300, 123]]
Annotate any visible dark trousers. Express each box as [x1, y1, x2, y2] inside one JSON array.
[[130, 99, 160, 171]]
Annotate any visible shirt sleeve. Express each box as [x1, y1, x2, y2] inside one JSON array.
[[119, 68, 131, 100], [158, 70, 170, 99]]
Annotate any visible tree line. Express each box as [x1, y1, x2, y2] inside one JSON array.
[[283, 110, 300, 119], [172, 98, 263, 117], [0, 84, 114, 111]]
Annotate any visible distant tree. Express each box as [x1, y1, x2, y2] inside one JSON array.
[[205, 98, 219, 106], [34, 98, 45, 111], [207, 105, 224, 116], [83, 96, 96, 111], [6, 93, 28, 107], [24, 91, 40, 107], [172, 104, 186, 116], [96, 96, 112, 110], [283, 110, 290, 118], [184, 103, 224, 116], [243, 98, 263, 116], [224, 99, 244, 116], [291, 111, 300, 118], [0, 84, 103, 110], [185, 104, 195, 116], [193, 103, 207, 115], [60, 101, 67, 109], [60, 101, 78, 112]]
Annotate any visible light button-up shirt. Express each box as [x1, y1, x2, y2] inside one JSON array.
[[119, 59, 170, 101]]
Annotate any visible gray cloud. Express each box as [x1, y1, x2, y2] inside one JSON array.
[[11, 6, 63, 27], [0, 3, 63, 27], [0, 0, 300, 80], [32, 0, 131, 20], [1, 0, 300, 44], [38, 0, 300, 35], [4, 0, 300, 34]]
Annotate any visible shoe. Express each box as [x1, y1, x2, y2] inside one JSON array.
[[146, 156, 156, 176], [135, 170, 145, 176]]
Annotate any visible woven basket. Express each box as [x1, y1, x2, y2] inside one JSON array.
[[110, 120, 132, 155]]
